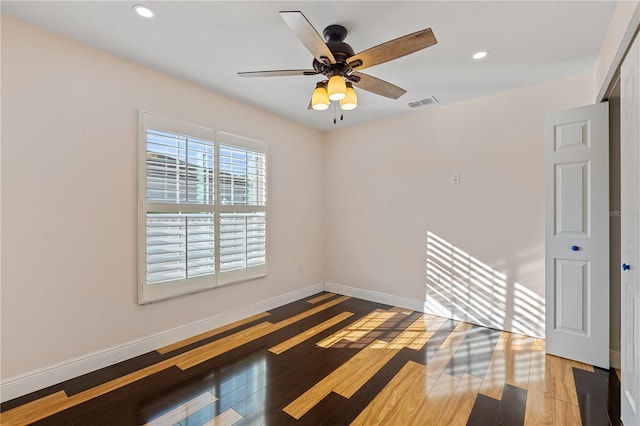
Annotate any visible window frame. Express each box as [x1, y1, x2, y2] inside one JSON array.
[[138, 111, 267, 304]]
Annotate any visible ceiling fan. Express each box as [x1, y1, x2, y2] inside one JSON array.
[[238, 11, 437, 117]]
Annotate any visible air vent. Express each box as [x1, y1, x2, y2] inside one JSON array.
[[408, 96, 439, 108]]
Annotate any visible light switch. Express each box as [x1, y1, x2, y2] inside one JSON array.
[[451, 172, 461, 184]]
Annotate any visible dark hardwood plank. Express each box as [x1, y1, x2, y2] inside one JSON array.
[[496, 383, 527, 426], [573, 366, 620, 426], [608, 368, 621, 426], [466, 393, 500, 426], [0, 294, 621, 426]]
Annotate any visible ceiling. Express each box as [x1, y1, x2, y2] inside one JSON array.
[[1, 1, 616, 131]]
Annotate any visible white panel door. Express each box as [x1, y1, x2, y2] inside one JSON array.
[[544, 102, 609, 368], [621, 33, 640, 426]]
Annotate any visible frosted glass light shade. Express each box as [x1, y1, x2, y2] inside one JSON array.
[[340, 83, 357, 110], [311, 84, 330, 110], [327, 75, 346, 101]]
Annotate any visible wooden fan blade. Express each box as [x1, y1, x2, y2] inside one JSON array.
[[238, 69, 318, 78], [347, 28, 437, 71], [280, 11, 336, 65], [350, 72, 406, 99]]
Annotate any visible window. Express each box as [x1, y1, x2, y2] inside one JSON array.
[[138, 112, 267, 303]]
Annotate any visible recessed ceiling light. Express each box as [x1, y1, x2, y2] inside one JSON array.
[[472, 51, 488, 60], [133, 5, 154, 18]]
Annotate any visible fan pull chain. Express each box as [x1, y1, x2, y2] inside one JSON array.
[[331, 102, 345, 124]]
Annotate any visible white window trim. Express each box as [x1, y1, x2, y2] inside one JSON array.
[[138, 111, 267, 304]]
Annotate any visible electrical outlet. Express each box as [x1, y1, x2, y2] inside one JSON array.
[[297, 262, 303, 272], [451, 172, 461, 184]]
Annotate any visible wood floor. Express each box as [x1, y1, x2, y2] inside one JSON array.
[[0, 293, 620, 425]]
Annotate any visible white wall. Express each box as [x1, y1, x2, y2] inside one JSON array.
[[324, 74, 594, 338], [594, 0, 639, 98], [0, 16, 325, 380]]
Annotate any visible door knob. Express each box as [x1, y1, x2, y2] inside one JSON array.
[[571, 245, 580, 251], [623, 263, 631, 271]]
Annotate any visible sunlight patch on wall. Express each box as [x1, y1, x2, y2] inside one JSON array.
[[425, 231, 544, 338]]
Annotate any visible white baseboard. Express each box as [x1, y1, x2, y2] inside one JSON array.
[[0, 282, 324, 403], [323, 282, 424, 312], [610, 350, 621, 369], [324, 281, 545, 338]]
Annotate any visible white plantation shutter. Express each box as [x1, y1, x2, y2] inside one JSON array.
[[218, 144, 267, 206], [219, 212, 266, 271], [146, 213, 215, 284], [139, 112, 267, 303], [216, 135, 267, 286]]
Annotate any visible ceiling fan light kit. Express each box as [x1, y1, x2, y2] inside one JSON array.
[[238, 11, 437, 123], [327, 75, 347, 101], [311, 82, 330, 110], [340, 82, 358, 111]]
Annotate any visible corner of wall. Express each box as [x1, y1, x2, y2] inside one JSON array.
[[594, 1, 640, 100]]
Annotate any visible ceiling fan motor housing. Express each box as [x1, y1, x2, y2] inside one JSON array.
[[313, 25, 355, 77]]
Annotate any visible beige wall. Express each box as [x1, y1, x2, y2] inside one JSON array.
[[1, 16, 325, 379], [594, 0, 639, 98], [324, 74, 594, 338], [0, 4, 627, 390]]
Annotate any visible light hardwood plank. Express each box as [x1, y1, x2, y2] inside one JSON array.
[[424, 321, 473, 379], [275, 295, 351, 330], [553, 397, 582, 425], [386, 315, 446, 351], [479, 331, 510, 400], [284, 339, 398, 419], [387, 306, 415, 315], [571, 359, 595, 372], [374, 364, 438, 425], [307, 293, 336, 304], [316, 309, 398, 348], [282, 371, 339, 419], [527, 337, 546, 391], [437, 373, 483, 426], [0, 391, 70, 426], [525, 342, 553, 426], [203, 408, 243, 426], [175, 322, 276, 370], [269, 311, 354, 355], [413, 373, 460, 425], [524, 386, 554, 425], [157, 312, 271, 354], [616, 368, 622, 381], [544, 354, 579, 405], [350, 361, 425, 426], [377, 364, 439, 425], [333, 341, 398, 398], [505, 333, 533, 390], [144, 391, 218, 425], [407, 315, 448, 351]]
